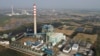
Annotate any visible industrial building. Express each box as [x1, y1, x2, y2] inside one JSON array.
[[42, 24, 66, 46], [7, 4, 67, 56], [47, 32, 66, 46], [6, 5, 32, 16], [0, 1, 97, 56]]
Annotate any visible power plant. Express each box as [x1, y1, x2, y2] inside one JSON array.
[[17, 9, 32, 15], [0, 3, 95, 56], [6, 5, 32, 16], [6, 5, 20, 16], [5, 3, 67, 56]]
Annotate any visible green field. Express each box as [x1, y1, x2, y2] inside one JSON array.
[[0, 15, 33, 26], [0, 15, 11, 26]]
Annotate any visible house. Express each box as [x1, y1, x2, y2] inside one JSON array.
[[72, 44, 79, 51], [0, 41, 9, 45], [63, 45, 71, 53]]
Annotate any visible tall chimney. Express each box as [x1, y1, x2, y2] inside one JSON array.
[[11, 5, 14, 15], [33, 4, 37, 35]]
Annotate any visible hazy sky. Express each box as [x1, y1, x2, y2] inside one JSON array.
[[0, 0, 100, 9]]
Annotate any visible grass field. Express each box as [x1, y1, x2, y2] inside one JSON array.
[[0, 15, 11, 26], [73, 33, 97, 44]]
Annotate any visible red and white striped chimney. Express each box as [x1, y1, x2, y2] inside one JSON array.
[[33, 4, 37, 35]]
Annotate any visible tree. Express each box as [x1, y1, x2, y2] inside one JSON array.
[[11, 37, 16, 41], [3, 34, 8, 39]]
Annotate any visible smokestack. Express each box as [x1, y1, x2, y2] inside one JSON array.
[[33, 4, 37, 35], [11, 5, 14, 15]]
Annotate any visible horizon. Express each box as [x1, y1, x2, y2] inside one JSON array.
[[0, 0, 100, 10]]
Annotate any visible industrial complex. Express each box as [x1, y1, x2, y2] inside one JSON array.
[[0, 4, 97, 56]]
